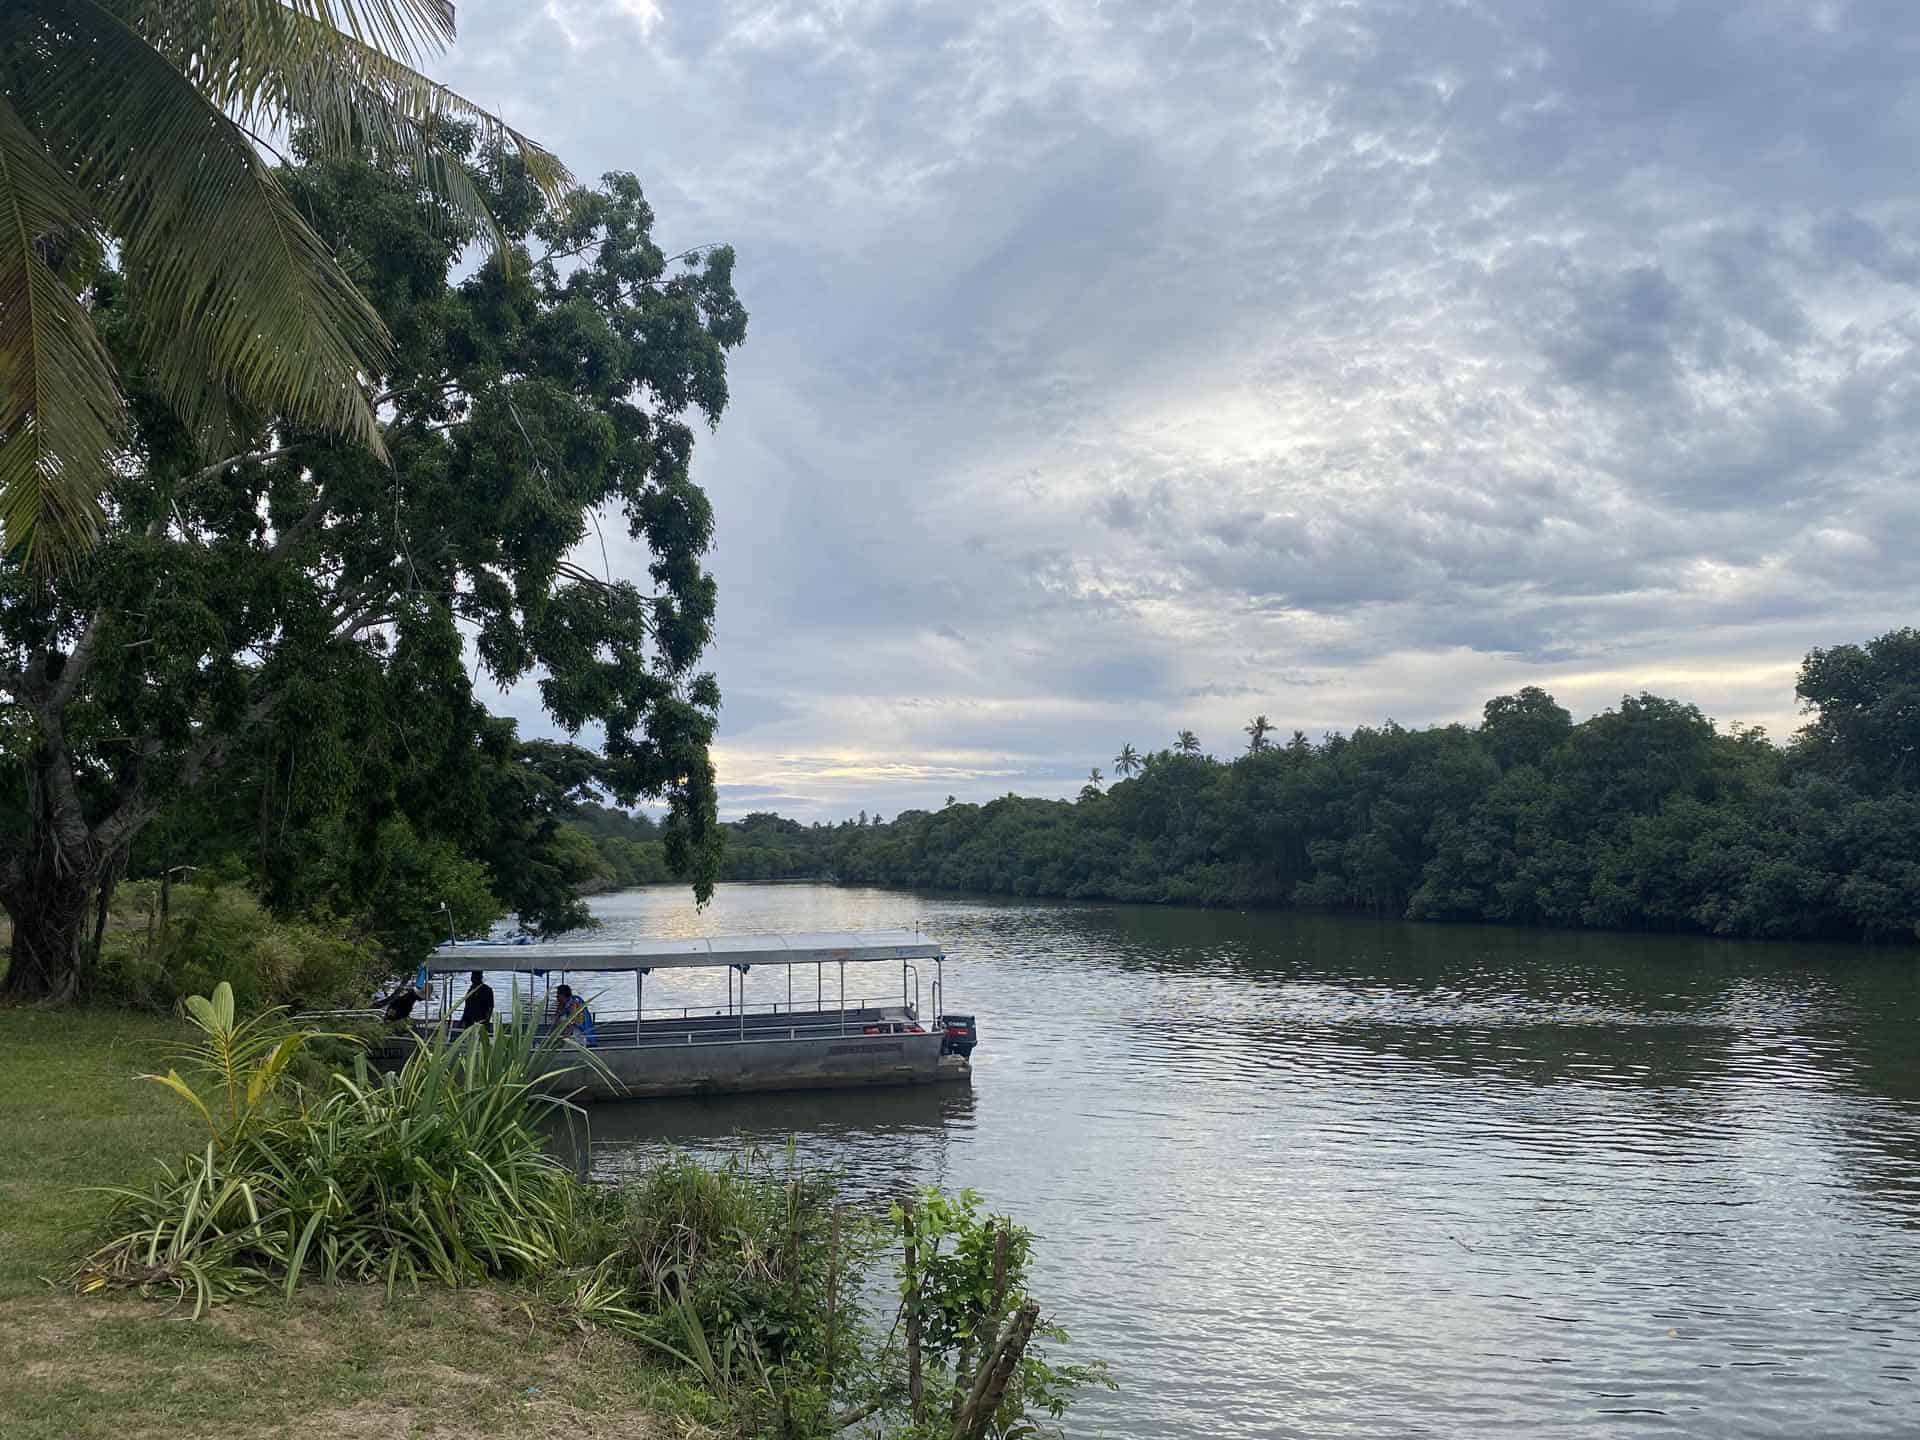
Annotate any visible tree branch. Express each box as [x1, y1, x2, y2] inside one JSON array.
[[188, 443, 305, 487], [371, 379, 465, 410], [267, 486, 334, 564], [45, 607, 106, 713]]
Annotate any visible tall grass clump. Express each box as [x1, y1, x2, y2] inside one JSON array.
[[588, 1152, 1111, 1440], [76, 984, 600, 1314], [596, 1150, 874, 1433]]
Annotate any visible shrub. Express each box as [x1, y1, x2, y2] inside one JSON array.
[[601, 1149, 874, 1431], [77, 985, 602, 1312], [593, 1155, 1111, 1439], [92, 878, 381, 1012]]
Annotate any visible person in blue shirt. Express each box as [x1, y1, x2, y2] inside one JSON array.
[[554, 984, 596, 1046]]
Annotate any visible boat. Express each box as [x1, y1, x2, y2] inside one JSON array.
[[402, 929, 977, 1102]]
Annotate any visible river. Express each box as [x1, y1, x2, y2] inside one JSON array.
[[558, 882, 1920, 1438]]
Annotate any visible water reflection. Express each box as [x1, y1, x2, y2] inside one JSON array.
[[567, 884, 1920, 1440]]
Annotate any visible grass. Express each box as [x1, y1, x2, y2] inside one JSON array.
[[0, 1007, 706, 1440]]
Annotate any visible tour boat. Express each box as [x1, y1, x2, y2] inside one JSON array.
[[411, 929, 977, 1101]]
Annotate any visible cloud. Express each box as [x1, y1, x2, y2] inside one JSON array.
[[441, 0, 1920, 820]]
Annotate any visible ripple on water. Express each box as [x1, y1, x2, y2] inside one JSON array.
[[570, 887, 1920, 1439]]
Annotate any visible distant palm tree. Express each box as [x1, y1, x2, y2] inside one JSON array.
[[1088, 766, 1103, 786], [1113, 743, 1141, 777], [1175, 729, 1201, 756], [1245, 714, 1273, 753]]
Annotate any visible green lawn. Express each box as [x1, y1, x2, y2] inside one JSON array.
[[0, 1008, 701, 1440]]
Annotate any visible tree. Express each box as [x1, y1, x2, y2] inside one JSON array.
[[1480, 686, 1571, 770], [0, 139, 744, 1001], [0, 0, 566, 565], [1245, 714, 1272, 752], [1174, 729, 1201, 756], [1113, 743, 1140, 777], [1796, 628, 1920, 788]]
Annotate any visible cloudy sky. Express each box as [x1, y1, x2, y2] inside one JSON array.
[[442, 0, 1920, 821]]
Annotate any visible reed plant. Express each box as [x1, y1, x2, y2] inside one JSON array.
[[76, 983, 603, 1314]]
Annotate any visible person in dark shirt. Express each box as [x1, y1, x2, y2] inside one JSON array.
[[376, 982, 422, 1026], [457, 970, 494, 1030]]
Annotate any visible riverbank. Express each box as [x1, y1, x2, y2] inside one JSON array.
[[0, 1009, 697, 1440]]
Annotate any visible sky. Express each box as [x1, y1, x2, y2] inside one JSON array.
[[439, 0, 1920, 822]]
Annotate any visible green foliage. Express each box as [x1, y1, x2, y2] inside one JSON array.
[[351, 816, 503, 958], [1796, 627, 1920, 789], [94, 877, 383, 1012], [574, 1155, 1111, 1439], [66, 988, 1109, 1437], [710, 631, 1920, 945], [0, 0, 564, 564], [2, 136, 743, 1000], [593, 1149, 871, 1434], [137, 981, 318, 1146], [892, 1187, 1113, 1440], [77, 993, 601, 1315]]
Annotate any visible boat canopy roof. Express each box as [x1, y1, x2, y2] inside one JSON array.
[[424, 928, 944, 975]]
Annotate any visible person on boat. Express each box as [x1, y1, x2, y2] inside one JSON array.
[[457, 970, 494, 1030], [375, 982, 423, 1027], [554, 984, 597, 1046]]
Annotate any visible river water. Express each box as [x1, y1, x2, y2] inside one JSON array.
[[561, 883, 1920, 1438]]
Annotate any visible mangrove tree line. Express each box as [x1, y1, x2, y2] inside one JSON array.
[[715, 629, 1920, 943]]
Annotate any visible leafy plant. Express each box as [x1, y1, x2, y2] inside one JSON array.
[[93, 878, 384, 1013], [139, 981, 317, 1145], [891, 1188, 1114, 1440], [592, 1157, 1110, 1440], [77, 990, 605, 1314], [598, 1148, 867, 1435]]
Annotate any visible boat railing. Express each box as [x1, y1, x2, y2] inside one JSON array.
[[609, 993, 908, 1024]]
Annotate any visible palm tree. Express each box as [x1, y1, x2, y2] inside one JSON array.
[[1112, 743, 1140, 777], [1087, 766, 1103, 787], [1174, 729, 1201, 756], [1, 0, 566, 565], [1245, 714, 1273, 752]]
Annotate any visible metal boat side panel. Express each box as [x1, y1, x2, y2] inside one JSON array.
[[548, 1029, 963, 1101]]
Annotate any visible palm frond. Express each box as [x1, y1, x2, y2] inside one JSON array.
[[39, 0, 392, 457], [142, 1, 570, 235], [0, 92, 118, 561]]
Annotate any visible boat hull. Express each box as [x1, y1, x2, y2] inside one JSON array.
[[370, 1025, 972, 1102], [554, 1030, 969, 1101]]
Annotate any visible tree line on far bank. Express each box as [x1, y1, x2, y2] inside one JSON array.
[[711, 629, 1920, 944]]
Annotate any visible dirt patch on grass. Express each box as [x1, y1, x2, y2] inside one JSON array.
[[4, 1296, 85, 1349], [274, 1402, 420, 1439]]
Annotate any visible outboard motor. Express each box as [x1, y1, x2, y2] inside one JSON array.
[[939, 1013, 978, 1059]]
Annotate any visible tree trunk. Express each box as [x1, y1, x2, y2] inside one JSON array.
[[1, 732, 147, 1005], [0, 857, 99, 1004]]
